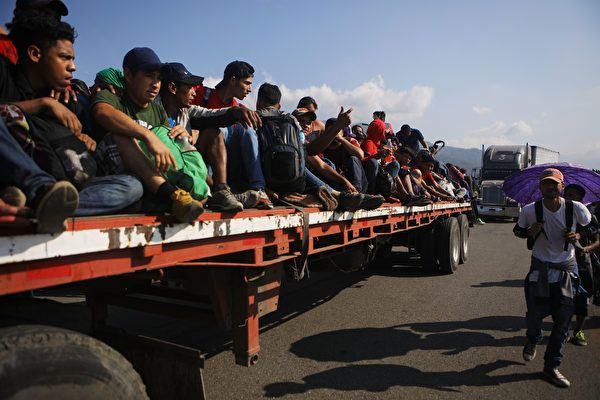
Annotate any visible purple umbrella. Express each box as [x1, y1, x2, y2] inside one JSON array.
[[502, 162, 600, 204]]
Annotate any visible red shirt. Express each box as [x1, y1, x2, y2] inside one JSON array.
[[0, 35, 18, 64], [192, 85, 238, 109], [423, 171, 436, 185]]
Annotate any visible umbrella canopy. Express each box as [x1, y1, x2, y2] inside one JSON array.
[[502, 162, 600, 204]]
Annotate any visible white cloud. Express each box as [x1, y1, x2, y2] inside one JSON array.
[[472, 106, 491, 115], [448, 120, 535, 149], [505, 120, 533, 136], [203, 76, 220, 88], [204, 74, 434, 129], [276, 76, 434, 127]]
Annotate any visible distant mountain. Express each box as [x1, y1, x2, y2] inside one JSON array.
[[434, 146, 482, 174]]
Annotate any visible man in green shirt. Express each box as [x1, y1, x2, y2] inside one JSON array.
[[92, 47, 209, 222]]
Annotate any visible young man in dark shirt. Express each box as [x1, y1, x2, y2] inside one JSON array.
[[396, 124, 429, 153], [0, 12, 143, 231]]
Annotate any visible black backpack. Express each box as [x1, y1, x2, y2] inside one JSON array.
[[256, 110, 305, 194], [526, 199, 574, 250]]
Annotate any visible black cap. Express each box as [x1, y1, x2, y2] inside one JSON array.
[[123, 47, 165, 72], [16, 0, 68, 16], [161, 63, 204, 86]]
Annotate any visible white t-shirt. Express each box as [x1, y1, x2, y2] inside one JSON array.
[[517, 198, 591, 282]]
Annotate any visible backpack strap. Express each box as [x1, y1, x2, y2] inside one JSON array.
[[565, 199, 574, 251], [528, 200, 546, 249], [203, 87, 212, 108], [276, 198, 310, 281], [535, 200, 543, 222]]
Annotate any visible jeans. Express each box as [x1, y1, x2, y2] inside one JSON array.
[[341, 155, 369, 193], [305, 168, 332, 194], [0, 118, 55, 201], [525, 280, 574, 369], [76, 174, 143, 216], [222, 124, 266, 192], [363, 158, 400, 194]]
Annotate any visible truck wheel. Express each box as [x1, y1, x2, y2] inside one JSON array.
[[417, 224, 438, 273], [437, 217, 460, 274], [457, 214, 469, 264], [0, 325, 148, 400]]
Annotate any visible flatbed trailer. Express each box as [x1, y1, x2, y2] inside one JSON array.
[[0, 202, 471, 399]]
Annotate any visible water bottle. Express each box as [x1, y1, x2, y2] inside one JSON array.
[[176, 136, 197, 153]]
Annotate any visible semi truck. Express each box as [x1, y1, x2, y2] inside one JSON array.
[[0, 202, 471, 399], [477, 144, 559, 219]]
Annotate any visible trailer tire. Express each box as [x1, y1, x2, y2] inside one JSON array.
[[457, 214, 469, 264], [0, 325, 148, 400], [418, 224, 438, 273], [437, 217, 460, 274]]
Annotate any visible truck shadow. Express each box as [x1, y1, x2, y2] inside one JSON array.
[[263, 360, 539, 396]]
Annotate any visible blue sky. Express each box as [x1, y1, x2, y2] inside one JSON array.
[[2, 0, 599, 167]]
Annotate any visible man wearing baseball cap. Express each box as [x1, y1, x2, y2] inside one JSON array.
[[92, 47, 210, 222], [514, 167, 591, 387], [158, 62, 266, 211]]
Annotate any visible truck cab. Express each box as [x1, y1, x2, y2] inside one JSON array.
[[477, 145, 528, 219], [477, 144, 559, 219]]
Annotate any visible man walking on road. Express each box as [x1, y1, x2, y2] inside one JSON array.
[[513, 168, 591, 388]]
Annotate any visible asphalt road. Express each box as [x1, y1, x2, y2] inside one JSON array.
[[203, 221, 600, 399], [2, 221, 598, 399]]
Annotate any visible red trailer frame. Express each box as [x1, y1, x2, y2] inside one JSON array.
[[0, 202, 471, 366]]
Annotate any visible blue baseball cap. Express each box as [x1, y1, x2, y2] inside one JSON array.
[[123, 47, 165, 72], [161, 63, 204, 86]]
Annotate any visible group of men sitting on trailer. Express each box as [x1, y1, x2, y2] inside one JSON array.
[[0, 1, 474, 234]]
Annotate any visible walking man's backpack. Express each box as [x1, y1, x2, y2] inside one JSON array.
[[256, 109, 305, 194]]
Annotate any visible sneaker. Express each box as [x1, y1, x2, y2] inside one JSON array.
[[34, 181, 79, 234], [522, 340, 537, 362], [404, 195, 433, 207], [570, 330, 588, 346], [233, 189, 261, 209], [0, 186, 26, 208], [543, 368, 570, 388], [207, 184, 243, 212], [171, 189, 204, 223], [359, 194, 385, 210], [475, 218, 486, 225], [256, 189, 274, 210], [338, 192, 363, 211]]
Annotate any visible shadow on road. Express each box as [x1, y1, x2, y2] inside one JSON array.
[[264, 360, 540, 396], [396, 315, 528, 333], [287, 325, 523, 363], [472, 279, 524, 288]]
